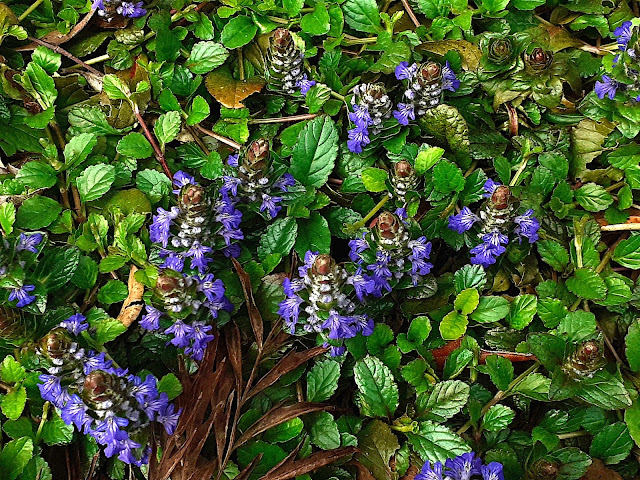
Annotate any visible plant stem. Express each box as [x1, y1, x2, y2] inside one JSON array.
[[601, 223, 640, 231], [509, 154, 530, 187], [27, 36, 103, 77], [605, 181, 625, 192], [35, 402, 50, 445], [400, 0, 421, 28], [238, 48, 245, 81], [351, 194, 391, 230], [18, 0, 44, 22], [558, 431, 590, 440], [249, 113, 319, 124], [195, 124, 242, 150], [134, 106, 173, 180], [330, 90, 346, 101]]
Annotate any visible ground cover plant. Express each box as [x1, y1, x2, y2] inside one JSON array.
[[1, 0, 640, 478]]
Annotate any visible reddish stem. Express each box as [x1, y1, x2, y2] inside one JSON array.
[[134, 109, 173, 180]]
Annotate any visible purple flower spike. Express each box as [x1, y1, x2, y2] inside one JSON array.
[[445, 452, 482, 480], [172, 171, 196, 194], [347, 125, 370, 154], [442, 61, 460, 92], [296, 74, 316, 96], [117, 1, 146, 17], [481, 462, 505, 480], [514, 209, 540, 243], [415, 460, 445, 480], [60, 313, 89, 335], [614, 21, 633, 52]]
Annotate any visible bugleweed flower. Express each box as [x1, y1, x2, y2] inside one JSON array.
[[448, 181, 539, 268], [524, 47, 553, 74], [59, 313, 89, 335], [348, 211, 433, 290], [16, 232, 43, 253], [416, 453, 504, 480], [390, 160, 419, 202], [220, 138, 294, 222], [393, 61, 460, 119], [594, 75, 619, 100], [296, 74, 316, 96], [347, 83, 392, 153], [92, 0, 147, 18], [614, 21, 634, 54], [278, 252, 374, 356], [267, 28, 307, 95], [8, 283, 36, 308], [36, 331, 180, 465]]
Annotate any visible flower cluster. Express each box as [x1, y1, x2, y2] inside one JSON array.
[[139, 270, 232, 361], [278, 252, 374, 356], [37, 329, 179, 465], [347, 83, 393, 153], [151, 170, 241, 266], [448, 181, 539, 267], [394, 60, 459, 121], [2, 232, 44, 309], [416, 453, 504, 480], [92, 0, 146, 18], [594, 20, 640, 102], [220, 139, 295, 223], [267, 28, 313, 96], [348, 211, 433, 294]]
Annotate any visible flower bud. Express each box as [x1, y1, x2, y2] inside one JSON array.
[[416, 62, 442, 87], [179, 184, 206, 208], [82, 370, 115, 406], [490, 185, 514, 211], [311, 254, 336, 277], [564, 339, 605, 378], [391, 161, 418, 201], [524, 47, 553, 74], [39, 328, 73, 360], [528, 459, 559, 480], [487, 37, 515, 66], [272, 28, 295, 53]]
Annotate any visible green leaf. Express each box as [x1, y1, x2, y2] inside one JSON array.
[[221, 16, 258, 48], [102, 73, 131, 100], [16, 161, 57, 189], [15, 196, 62, 229], [354, 355, 399, 418], [307, 359, 340, 402], [186, 96, 210, 125], [295, 212, 331, 258], [512, 0, 545, 9], [454, 288, 479, 315], [485, 354, 514, 391], [0, 203, 15, 235], [283, 0, 304, 15], [291, 116, 338, 188], [454, 264, 486, 293], [263, 417, 304, 443], [574, 183, 614, 212], [439, 311, 468, 340], [63, 132, 97, 169], [71, 256, 98, 289], [537, 240, 570, 272], [68, 107, 126, 135], [32, 247, 80, 291], [116, 132, 153, 159], [548, 447, 591, 480], [407, 316, 431, 343], [557, 310, 597, 342], [186, 41, 229, 74], [137, 169, 172, 203], [309, 411, 340, 449], [406, 421, 470, 463], [361, 167, 389, 192], [589, 423, 633, 464], [613, 234, 640, 269], [41, 414, 74, 446], [578, 369, 632, 410], [32, 46, 61, 74], [506, 294, 537, 330], [417, 380, 469, 422], [607, 144, 640, 169], [157, 373, 183, 400], [97, 280, 128, 305], [565, 268, 607, 300], [482, 404, 515, 432], [626, 320, 640, 372], [356, 420, 399, 480], [512, 373, 551, 401], [470, 296, 509, 323], [432, 160, 465, 194], [258, 217, 298, 261], [237, 442, 287, 477], [625, 399, 640, 448], [1, 386, 26, 420], [301, 2, 331, 35], [414, 147, 444, 174], [76, 164, 116, 202], [0, 437, 34, 480], [0, 356, 25, 383], [343, 0, 381, 33], [154, 111, 181, 149]]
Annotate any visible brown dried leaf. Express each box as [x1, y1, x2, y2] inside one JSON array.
[[234, 402, 337, 449], [226, 323, 244, 393], [246, 345, 328, 400], [16, 9, 95, 50], [416, 40, 482, 71], [205, 66, 265, 109], [261, 447, 357, 480], [580, 459, 622, 480], [232, 258, 263, 349], [236, 454, 263, 480]]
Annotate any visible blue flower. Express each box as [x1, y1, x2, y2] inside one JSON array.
[[8, 284, 36, 308], [38, 374, 63, 405], [140, 305, 164, 330], [160, 252, 184, 272], [595, 75, 619, 100], [481, 462, 504, 480], [321, 310, 357, 340], [296, 74, 316, 96], [260, 194, 283, 218], [354, 314, 374, 336], [481, 229, 509, 251], [61, 394, 93, 433], [347, 125, 370, 154], [93, 415, 130, 457], [408, 236, 431, 260], [196, 274, 226, 302], [157, 403, 181, 435], [346, 268, 373, 301], [16, 232, 43, 253], [130, 375, 159, 403], [514, 209, 540, 243], [614, 21, 633, 52], [395, 61, 417, 80], [83, 352, 113, 375], [415, 460, 445, 480], [165, 320, 195, 348], [445, 452, 482, 480], [274, 173, 295, 192], [150, 207, 179, 247], [298, 251, 319, 277], [483, 179, 500, 197], [60, 313, 89, 335], [117, 1, 146, 17], [227, 153, 239, 167], [278, 295, 304, 331], [329, 346, 346, 356], [220, 176, 243, 197], [348, 234, 369, 263], [283, 277, 304, 297], [186, 241, 213, 273], [349, 104, 372, 128], [92, 0, 104, 9], [393, 103, 415, 126], [470, 241, 502, 268], [366, 251, 393, 296], [448, 207, 479, 234], [172, 171, 196, 194], [442, 61, 460, 92]]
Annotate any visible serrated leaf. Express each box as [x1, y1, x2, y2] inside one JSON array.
[[354, 355, 399, 418], [343, 0, 382, 33], [406, 421, 470, 463], [537, 240, 570, 271], [361, 167, 388, 192], [307, 360, 340, 402], [258, 217, 298, 261], [186, 41, 229, 74], [485, 354, 514, 391], [470, 296, 509, 323], [566, 268, 607, 300], [291, 116, 338, 188], [482, 404, 515, 432], [439, 311, 468, 340], [613, 235, 640, 269], [417, 380, 469, 422], [454, 288, 479, 315], [589, 423, 633, 464], [76, 164, 116, 202], [506, 294, 537, 330]]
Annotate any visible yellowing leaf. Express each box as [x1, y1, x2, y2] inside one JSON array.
[[205, 66, 265, 109]]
